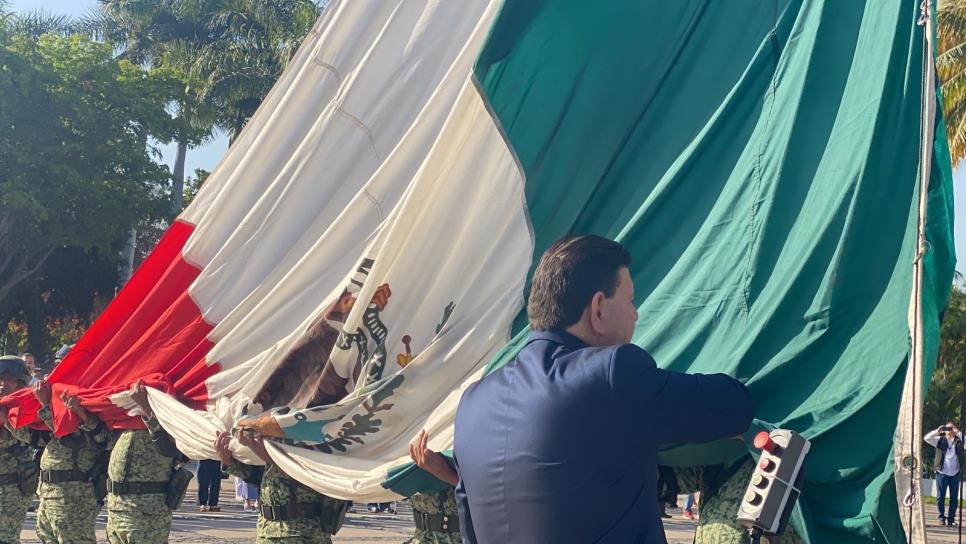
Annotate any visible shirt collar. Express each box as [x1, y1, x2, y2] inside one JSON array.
[[526, 329, 588, 351]]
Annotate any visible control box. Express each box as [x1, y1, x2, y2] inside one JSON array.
[[736, 429, 810, 535]]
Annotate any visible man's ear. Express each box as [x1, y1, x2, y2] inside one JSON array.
[[588, 291, 606, 335]]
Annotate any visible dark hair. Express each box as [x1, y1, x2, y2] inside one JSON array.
[[527, 235, 631, 331]]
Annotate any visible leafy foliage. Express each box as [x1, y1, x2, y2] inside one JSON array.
[[0, 30, 179, 305], [86, 0, 320, 219], [133, 167, 211, 265], [0, 1, 321, 357]]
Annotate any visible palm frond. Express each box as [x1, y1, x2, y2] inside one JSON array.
[[11, 9, 75, 37], [83, 0, 324, 139], [938, 0, 966, 164]]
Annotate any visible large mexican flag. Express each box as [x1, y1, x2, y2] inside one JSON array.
[[3, 1, 954, 542]]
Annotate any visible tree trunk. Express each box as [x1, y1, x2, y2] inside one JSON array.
[[171, 140, 188, 215], [0, 246, 55, 307], [117, 228, 137, 290]]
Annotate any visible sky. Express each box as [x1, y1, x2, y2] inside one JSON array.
[[12, 0, 966, 269]]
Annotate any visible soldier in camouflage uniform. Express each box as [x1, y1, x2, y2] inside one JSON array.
[[677, 459, 803, 544], [103, 381, 185, 544], [214, 430, 350, 543], [408, 490, 461, 544], [407, 430, 461, 544], [0, 356, 45, 544], [32, 381, 110, 544]]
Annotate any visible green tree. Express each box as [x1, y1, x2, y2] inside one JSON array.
[[133, 168, 210, 266], [1, 0, 321, 352], [0, 30, 175, 306], [183, 167, 211, 207], [85, 0, 215, 217]]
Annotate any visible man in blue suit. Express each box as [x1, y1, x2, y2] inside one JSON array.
[[454, 235, 755, 543]]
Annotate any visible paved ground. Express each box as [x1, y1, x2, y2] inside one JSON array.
[[15, 488, 964, 543], [924, 515, 966, 544]]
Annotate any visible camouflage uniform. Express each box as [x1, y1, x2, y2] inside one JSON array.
[[35, 405, 109, 544], [408, 488, 461, 544], [227, 461, 349, 543], [105, 414, 181, 544], [0, 424, 41, 544], [677, 460, 803, 544]]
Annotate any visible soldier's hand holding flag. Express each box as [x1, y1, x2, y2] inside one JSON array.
[[32, 380, 52, 407], [409, 429, 458, 486], [214, 431, 234, 466], [236, 426, 272, 465], [61, 390, 97, 427], [128, 380, 154, 419]]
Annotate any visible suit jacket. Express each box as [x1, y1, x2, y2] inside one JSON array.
[[453, 330, 755, 543]]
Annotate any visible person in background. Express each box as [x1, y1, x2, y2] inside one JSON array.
[[235, 476, 260, 512], [925, 422, 965, 526], [19, 353, 40, 386], [367, 501, 395, 514], [683, 493, 698, 520], [53, 345, 73, 362], [657, 465, 678, 519], [196, 459, 223, 512]]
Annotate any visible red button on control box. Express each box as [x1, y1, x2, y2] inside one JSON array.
[[754, 431, 781, 453]]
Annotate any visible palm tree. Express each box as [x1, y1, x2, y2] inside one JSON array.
[[0, 0, 11, 40], [0, 1, 76, 40], [85, 0, 185, 64], [937, 1, 966, 165], [85, 0, 320, 213], [82, 1, 213, 286], [85, 1, 214, 216], [10, 10, 75, 37], [84, 1, 319, 286], [181, 0, 321, 142]]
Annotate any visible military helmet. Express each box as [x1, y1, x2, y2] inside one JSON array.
[[0, 356, 28, 384]]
